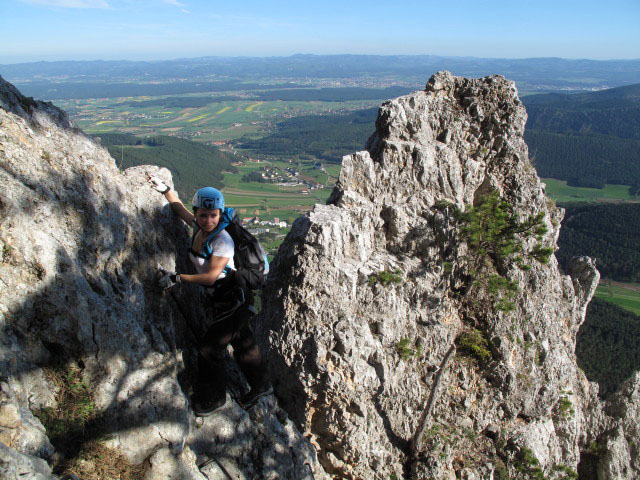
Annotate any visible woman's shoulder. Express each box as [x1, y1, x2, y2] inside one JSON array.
[[209, 229, 234, 250]]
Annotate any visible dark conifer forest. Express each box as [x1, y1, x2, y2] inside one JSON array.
[[576, 298, 640, 397], [523, 83, 640, 188], [238, 108, 378, 162], [95, 133, 237, 196], [557, 204, 640, 282]]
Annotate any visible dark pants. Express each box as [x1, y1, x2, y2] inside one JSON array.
[[196, 276, 266, 394]]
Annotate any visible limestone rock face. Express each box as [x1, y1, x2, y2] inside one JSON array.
[[0, 442, 52, 480], [0, 75, 323, 480], [258, 72, 637, 479], [598, 372, 640, 478]]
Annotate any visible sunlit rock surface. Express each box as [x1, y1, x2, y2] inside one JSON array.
[[0, 74, 322, 480], [258, 72, 637, 479], [2, 69, 638, 480]]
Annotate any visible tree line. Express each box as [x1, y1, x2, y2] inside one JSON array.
[[525, 130, 640, 188], [523, 83, 640, 139], [522, 83, 640, 189]]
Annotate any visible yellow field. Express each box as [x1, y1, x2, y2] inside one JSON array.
[[96, 120, 122, 125], [187, 113, 210, 123], [216, 106, 232, 114], [245, 102, 263, 112]]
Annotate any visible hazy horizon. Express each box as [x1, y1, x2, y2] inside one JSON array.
[[3, 52, 640, 67], [1, 0, 638, 65]]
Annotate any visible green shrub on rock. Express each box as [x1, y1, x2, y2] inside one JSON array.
[[450, 191, 552, 313], [456, 329, 493, 363]]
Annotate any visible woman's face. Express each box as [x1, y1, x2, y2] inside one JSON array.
[[195, 208, 221, 233]]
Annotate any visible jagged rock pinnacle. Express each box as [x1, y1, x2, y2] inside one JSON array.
[[0, 75, 73, 129], [258, 72, 636, 479]]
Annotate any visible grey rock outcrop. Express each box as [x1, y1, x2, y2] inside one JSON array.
[[258, 72, 638, 479], [0, 74, 323, 479], [598, 372, 640, 478], [0, 441, 52, 480]]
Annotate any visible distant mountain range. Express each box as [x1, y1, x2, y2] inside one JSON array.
[[2, 54, 640, 100]]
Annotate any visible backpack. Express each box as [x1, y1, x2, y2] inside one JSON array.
[[198, 207, 269, 290]]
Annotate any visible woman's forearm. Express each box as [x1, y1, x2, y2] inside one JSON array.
[[165, 190, 183, 213], [163, 190, 194, 224], [179, 256, 229, 287], [179, 272, 218, 287]]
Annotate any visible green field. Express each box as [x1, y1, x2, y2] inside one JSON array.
[[57, 95, 382, 143], [542, 178, 638, 204], [324, 164, 342, 178], [595, 281, 640, 315], [220, 160, 333, 223], [222, 159, 334, 258]]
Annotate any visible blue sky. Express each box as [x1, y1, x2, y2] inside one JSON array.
[[0, 0, 638, 63]]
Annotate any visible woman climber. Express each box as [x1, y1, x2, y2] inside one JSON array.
[[147, 174, 272, 416]]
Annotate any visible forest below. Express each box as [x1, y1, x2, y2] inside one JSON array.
[[523, 83, 640, 190], [577, 298, 640, 397], [525, 130, 640, 190], [556, 204, 640, 282], [523, 83, 640, 139], [238, 108, 377, 162], [95, 133, 237, 197]]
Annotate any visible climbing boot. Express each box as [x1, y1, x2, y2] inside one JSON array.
[[191, 386, 226, 417], [239, 383, 273, 409]]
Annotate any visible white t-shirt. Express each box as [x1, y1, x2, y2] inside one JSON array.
[[189, 229, 235, 280]]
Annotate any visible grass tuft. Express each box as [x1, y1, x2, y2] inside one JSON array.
[[395, 337, 422, 360], [33, 364, 149, 479], [34, 365, 97, 445], [64, 441, 149, 480]]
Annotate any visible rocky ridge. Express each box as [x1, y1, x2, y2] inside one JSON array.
[[0, 74, 322, 480], [257, 72, 640, 479]]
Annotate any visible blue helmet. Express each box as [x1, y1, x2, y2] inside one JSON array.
[[192, 187, 225, 211]]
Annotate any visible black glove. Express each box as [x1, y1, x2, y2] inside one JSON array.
[[157, 268, 181, 290]]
